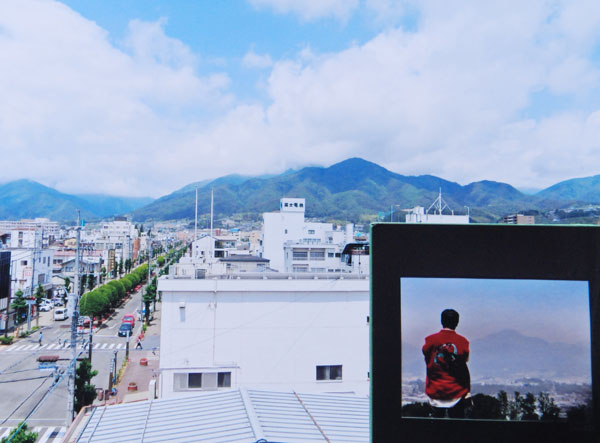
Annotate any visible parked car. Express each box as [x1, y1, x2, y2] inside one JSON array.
[[54, 308, 68, 321], [53, 298, 65, 307], [40, 304, 52, 312], [77, 316, 91, 328], [118, 323, 133, 337], [122, 314, 135, 327], [41, 299, 54, 308]]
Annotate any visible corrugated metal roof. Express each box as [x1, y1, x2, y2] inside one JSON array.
[[72, 389, 369, 443]]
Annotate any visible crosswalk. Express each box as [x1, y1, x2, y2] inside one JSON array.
[[0, 426, 66, 442], [0, 342, 127, 353]]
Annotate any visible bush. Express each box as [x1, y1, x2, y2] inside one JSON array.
[[0, 336, 14, 345], [0, 422, 38, 443]]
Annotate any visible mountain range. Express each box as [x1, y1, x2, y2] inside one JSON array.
[[0, 179, 153, 222], [1, 158, 600, 223], [402, 329, 590, 381]]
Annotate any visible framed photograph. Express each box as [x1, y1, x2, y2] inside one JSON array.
[[370, 224, 599, 443]]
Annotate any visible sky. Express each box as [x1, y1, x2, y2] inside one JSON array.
[[2, 0, 600, 197], [401, 278, 590, 346]]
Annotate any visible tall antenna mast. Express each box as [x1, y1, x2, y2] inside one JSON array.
[[210, 188, 214, 259], [194, 186, 198, 242]]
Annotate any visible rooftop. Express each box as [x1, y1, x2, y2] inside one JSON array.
[[67, 389, 369, 443]]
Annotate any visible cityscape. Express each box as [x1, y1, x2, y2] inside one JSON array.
[[2, 1, 600, 442]]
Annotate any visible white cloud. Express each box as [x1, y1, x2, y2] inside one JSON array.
[[242, 49, 273, 69], [248, 0, 359, 22], [3, 0, 600, 200]]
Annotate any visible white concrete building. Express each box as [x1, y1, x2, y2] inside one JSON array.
[[0, 218, 59, 245], [261, 198, 362, 273], [9, 247, 54, 297], [158, 275, 369, 398], [404, 190, 470, 224]]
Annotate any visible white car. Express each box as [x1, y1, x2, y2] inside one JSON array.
[[40, 304, 52, 312], [54, 308, 68, 321]]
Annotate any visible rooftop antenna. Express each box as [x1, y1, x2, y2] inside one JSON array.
[[210, 187, 214, 259], [194, 186, 198, 242], [426, 188, 454, 215]]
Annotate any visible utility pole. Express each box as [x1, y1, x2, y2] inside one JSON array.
[[26, 231, 38, 331], [194, 186, 198, 242], [66, 211, 81, 424]]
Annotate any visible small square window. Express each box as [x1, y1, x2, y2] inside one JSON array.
[[316, 365, 342, 381], [218, 372, 231, 387], [188, 373, 202, 388]]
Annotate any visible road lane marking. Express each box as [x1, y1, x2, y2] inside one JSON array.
[[38, 427, 54, 443], [0, 428, 13, 439], [93, 343, 100, 349], [108, 343, 115, 349], [47, 344, 57, 349], [100, 343, 108, 349]]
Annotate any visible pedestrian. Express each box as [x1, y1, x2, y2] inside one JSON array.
[[422, 309, 471, 418], [135, 337, 143, 349], [38, 331, 43, 346]]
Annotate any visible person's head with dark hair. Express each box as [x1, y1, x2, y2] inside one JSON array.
[[441, 309, 459, 330]]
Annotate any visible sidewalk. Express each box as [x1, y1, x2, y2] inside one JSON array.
[[101, 304, 161, 405]]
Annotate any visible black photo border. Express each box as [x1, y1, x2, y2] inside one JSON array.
[[370, 223, 599, 443]]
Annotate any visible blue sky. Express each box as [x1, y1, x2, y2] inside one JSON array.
[[2, 1, 600, 197], [401, 278, 590, 346]]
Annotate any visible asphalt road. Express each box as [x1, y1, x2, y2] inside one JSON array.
[[0, 283, 151, 428]]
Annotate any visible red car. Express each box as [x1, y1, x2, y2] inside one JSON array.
[[122, 314, 135, 328]]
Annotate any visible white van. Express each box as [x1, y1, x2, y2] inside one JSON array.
[[54, 308, 68, 321]]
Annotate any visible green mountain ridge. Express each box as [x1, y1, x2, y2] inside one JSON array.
[[129, 158, 599, 223], [2, 159, 599, 223]]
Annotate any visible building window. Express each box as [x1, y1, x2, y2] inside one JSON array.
[[328, 252, 334, 258], [188, 373, 202, 388], [308, 230, 315, 235], [299, 203, 303, 207], [310, 250, 325, 260], [218, 372, 231, 387], [175, 371, 232, 391], [293, 250, 308, 260], [284, 229, 288, 234], [21, 260, 27, 266], [316, 365, 342, 381]]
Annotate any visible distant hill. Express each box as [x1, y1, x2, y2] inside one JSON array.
[[0, 180, 153, 222], [402, 329, 590, 381], [130, 158, 559, 223], [536, 174, 600, 202], [2, 159, 599, 223]]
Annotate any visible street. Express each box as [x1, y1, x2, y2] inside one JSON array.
[[0, 282, 156, 440]]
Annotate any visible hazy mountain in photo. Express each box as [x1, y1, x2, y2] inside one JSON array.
[[402, 329, 590, 381]]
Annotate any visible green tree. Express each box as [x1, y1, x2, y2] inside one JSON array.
[[100, 267, 106, 284], [538, 392, 560, 421], [467, 394, 503, 419], [64, 276, 72, 293], [143, 276, 157, 325], [118, 258, 123, 277], [80, 275, 87, 294], [74, 358, 98, 413], [87, 274, 96, 292], [11, 290, 27, 324], [35, 284, 45, 310], [518, 392, 539, 421], [0, 422, 38, 443], [125, 258, 132, 274], [497, 390, 510, 420], [112, 260, 118, 279], [156, 256, 165, 267]]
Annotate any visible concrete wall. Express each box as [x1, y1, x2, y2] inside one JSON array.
[[158, 277, 370, 398]]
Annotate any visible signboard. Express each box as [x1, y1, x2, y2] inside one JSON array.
[[38, 362, 58, 371], [26, 299, 36, 305]]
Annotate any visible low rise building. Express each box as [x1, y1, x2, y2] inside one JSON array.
[[158, 274, 369, 398]]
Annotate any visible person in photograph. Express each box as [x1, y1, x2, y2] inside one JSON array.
[[422, 308, 471, 418]]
